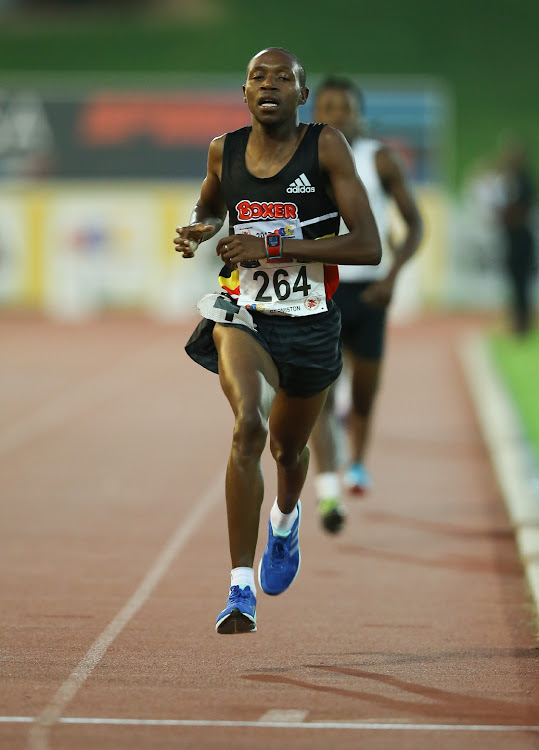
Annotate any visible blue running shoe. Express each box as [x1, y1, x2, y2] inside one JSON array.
[[215, 585, 257, 634], [258, 501, 301, 595], [344, 463, 372, 496]]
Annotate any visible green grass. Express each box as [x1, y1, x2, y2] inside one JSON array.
[[489, 329, 539, 464]]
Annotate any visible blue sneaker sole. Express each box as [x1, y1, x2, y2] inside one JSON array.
[[215, 608, 257, 634]]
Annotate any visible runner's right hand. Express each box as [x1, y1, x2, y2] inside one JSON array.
[[174, 223, 215, 258]]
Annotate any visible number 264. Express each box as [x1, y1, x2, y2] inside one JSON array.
[[254, 266, 311, 302]]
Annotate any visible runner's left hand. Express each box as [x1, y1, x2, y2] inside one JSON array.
[[217, 235, 266, 266]]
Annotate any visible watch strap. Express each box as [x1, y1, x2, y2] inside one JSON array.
[[265, 234, 283, 261]]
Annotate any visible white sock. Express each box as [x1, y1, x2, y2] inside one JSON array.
[[313, 471, 341, 501], [270, 498, 298, 537], [230, 567, 255, 595]]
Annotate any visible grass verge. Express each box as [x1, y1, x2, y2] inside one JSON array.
[[489, 328, 539, 464]]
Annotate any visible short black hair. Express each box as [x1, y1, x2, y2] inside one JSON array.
[[247, 47, 307, 88], [315, 76, 365, 114]]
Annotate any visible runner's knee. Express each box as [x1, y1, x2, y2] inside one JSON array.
[[232, 409, 268, 458], [269, 438, 305, 470]]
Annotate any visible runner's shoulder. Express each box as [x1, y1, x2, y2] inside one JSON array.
[[207, 134, 227, 173], [318, 125, 355, 169]]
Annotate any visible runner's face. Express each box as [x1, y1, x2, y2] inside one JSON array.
[[244, 51, 307, 125], [314, 88, 360, 143]]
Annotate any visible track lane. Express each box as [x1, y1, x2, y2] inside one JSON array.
[[0, 315, 537, 750]]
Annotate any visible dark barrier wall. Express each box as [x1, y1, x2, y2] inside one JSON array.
[[0, 81, 448, 181]]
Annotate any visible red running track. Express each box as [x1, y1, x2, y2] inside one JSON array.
[[0, 313, 537, 750]]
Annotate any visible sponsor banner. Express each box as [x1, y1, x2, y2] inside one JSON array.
[[0, 195, 29, 304], [0, 78, 448, 181], [0, 182, 224, 318], [0, 183, 448, 319], [41, 190, 161, 316], [0, 88, 250, 179]]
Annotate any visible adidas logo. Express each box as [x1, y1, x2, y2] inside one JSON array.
[[286, 173, 315, 193]]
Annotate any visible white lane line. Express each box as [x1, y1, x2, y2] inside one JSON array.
[[0, 339, 174, 457], [460, 333, 539, 622], [28, 472, 224, 750], [0, 717, 533, 731], [259, 710, 309, 722], [460, 333, 539, 526]]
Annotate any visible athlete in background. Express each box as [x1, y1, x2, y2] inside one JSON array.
[[497, 137, 537, 336], [310, 77, 423, 533], [174, 51, 381, 632]]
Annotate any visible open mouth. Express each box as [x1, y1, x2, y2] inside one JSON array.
[[258, 97, 279, 109]]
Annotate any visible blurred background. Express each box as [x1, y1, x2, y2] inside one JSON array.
[[0, 0, 537, 322]]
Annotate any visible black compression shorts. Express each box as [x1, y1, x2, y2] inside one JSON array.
[[185, 298, 342, 398], [333, 281, 388, 360]]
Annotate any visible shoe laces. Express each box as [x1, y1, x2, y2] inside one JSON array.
[[269, 537, 287, 563], [228, 585, 253, 603]]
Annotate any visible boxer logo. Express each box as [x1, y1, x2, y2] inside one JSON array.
[[236, 200, 298, 221]]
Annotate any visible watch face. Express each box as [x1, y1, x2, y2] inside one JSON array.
[[266, 234, 281, 248]]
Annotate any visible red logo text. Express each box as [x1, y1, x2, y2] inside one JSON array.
[[236, 200, 298, 221]]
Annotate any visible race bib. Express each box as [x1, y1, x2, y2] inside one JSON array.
[[233, 219, 328, 316]]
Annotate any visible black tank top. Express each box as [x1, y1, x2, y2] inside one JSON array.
[[217, 123, 340, 313], [221, 123, 340, 240]]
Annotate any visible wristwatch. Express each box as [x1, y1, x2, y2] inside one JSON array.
[[265, 233, 283, 261]]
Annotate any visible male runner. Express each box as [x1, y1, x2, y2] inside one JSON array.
[[310, 77, 423, 533], [174, 50, 381, 633]]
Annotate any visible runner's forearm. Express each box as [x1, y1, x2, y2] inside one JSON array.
[[190, 202, 225, 241], [282, 233, 381, 266], [386, 220, 423, 280]]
